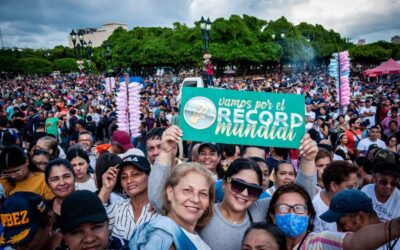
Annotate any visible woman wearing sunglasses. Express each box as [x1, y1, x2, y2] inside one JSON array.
[[267, 183, 400, 249], [149, 125, 318, 250]]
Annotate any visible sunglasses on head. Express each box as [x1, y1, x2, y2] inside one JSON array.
[[226, 177, 263, 198], [378, 179, 399, 187]]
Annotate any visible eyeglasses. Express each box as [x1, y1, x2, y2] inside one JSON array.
[[275, 203, 308, 214], [226, 177, 263, 198], [378, 179, 399, 187]]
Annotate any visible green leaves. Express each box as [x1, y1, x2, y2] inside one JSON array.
[[1, 15, 399, 74]]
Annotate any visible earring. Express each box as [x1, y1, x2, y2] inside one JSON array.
[[122, 189, 127, 197]]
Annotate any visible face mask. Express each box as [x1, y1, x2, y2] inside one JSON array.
[[275, 213, 308, 238]]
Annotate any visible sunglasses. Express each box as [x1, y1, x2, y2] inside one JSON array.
[[378, 179, 399, 187], [227, 177, 263, 198]]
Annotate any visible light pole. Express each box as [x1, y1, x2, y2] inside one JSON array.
[[200, 16, 213, 87], [200, 16, 211, 53], [105, 43, 112, 73], [70, 30, 77, 57], [86, 40, 92, 74], [272, 32, 285, 83]]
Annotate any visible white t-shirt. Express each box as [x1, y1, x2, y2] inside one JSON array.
[[361, 184, 400, 222], [306, 111, 316, 121], [357, 138, 386, 153], [75, 174, 97, 192], [312, 190, 337, 233], [182, 228, 211, 250], [359, 106, 376, 128]]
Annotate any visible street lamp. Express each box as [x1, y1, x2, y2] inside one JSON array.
[[70, 30, 77, 57], [105, 43, 112, 72], [200, 16, 212, 53]]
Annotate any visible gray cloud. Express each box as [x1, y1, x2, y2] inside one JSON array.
[[0, 0, 398, 48]]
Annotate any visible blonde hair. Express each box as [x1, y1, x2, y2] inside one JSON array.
[[163, 162, 215, 229]]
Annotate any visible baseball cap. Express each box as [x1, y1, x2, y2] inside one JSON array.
[[320, 189, 374, 223], [198, 142, 221, 155], [117, 155, 151, 175], [112, 130, 133, 152], [0, 192, 49, 247], [373, 149, 396, 164], [60, 190, 107, 234]]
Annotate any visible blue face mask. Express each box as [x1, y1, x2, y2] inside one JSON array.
[[275, 213, 308, 238]]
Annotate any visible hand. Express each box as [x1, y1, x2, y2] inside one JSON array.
[[102, 167, 119, 191], [299, 133, 318, 162], [161, 126, 182, 154]]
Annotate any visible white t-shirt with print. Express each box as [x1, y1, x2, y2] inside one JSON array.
[[312, 190, 337, 233], [361, 184, 400, 222], [357, 138, 386, 152]]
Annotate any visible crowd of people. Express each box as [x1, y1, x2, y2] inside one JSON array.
[[0, 70, 399, 250]]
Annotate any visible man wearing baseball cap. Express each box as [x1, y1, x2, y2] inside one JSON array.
[[321, 189, 399, 250], [0, 192, 61, 250], [320, 189, 379, 232], [60, 190, 128, 250]]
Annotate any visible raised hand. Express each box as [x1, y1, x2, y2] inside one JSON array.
[[299, 133, 318, 162]]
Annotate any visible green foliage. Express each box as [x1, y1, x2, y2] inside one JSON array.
[[348, 44, 392, 64], [52, 58, 79, 73], [16, 58, 52, 75], [1, 15, 399, 75]]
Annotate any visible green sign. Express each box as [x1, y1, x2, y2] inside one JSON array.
[[180, 87, 305, 148]]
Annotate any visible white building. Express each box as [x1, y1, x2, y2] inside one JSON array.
[[68, 23, 128, 48]]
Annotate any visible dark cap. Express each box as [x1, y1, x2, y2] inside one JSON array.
[[373, 149, 396, 164], [320, 189, 374, 223], [0, 192, 49, 247], [60, 190, 107, 234], [198, 142, 221, 155], [118, 155, 151, 174]]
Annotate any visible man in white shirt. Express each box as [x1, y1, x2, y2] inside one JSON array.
[[313, 161, 360, 232], [357, 126, 386, 156], [359, 99, 376, 129], [362, 161, 400, 222]]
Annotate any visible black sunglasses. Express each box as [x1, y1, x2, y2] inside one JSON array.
[[227, 177, 263, 198]]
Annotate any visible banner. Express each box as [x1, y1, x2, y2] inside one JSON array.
[[180, 87, 305, 148]]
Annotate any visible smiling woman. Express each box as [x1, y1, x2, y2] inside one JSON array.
[[129, 162, 214, 250]]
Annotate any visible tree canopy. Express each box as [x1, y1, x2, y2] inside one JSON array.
[[1, 15, 399, 75]]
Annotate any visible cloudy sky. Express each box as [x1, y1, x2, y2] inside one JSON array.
[[0, 0, 399, 49]]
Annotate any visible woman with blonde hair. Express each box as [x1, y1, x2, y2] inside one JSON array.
[[129, 161, 215, 249]]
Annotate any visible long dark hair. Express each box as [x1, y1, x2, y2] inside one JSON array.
[[266, 183, 316, 232]]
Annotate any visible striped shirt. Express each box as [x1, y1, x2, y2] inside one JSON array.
[[106, 199, 158, 240], [296, 231, 348, 250]]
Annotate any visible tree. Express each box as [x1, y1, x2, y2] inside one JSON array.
[[16, 58, 52, 75], [52, 58, 79, 73]]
